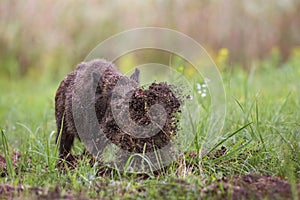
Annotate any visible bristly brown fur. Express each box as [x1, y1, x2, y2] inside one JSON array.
[[55, 59, 125, 159], [55, 59, 181, 162]]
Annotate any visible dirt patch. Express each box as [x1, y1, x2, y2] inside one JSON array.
[[0, 184, 85, 200], [206, 146, 227, 159], [0, 152, 21, 177], [0, 155, 6, 177], [201, 174, 300, 200]]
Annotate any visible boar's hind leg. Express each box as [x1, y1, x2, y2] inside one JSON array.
[[56, 115, 75, 160], [59, 129, 75, 160]]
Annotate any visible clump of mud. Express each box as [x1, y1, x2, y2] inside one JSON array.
[[103, 82, 181, 154]]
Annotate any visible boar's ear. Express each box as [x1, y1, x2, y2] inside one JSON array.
[[92, 72, 102, 90], [130, 68, 140, 84]]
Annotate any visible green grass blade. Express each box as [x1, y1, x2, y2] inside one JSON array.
[[1, 129, 15, 178], [206, 122, 252, 156]]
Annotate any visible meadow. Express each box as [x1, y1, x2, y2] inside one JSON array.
[[0, 51, 300, 199]]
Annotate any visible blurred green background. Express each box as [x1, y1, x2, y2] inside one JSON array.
[[1, 0, 300, 80]]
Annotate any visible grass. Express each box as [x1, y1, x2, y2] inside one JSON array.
[[0, 57, 299, 199]]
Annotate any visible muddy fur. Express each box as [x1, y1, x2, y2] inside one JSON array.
[[55, 59, 181, 161]]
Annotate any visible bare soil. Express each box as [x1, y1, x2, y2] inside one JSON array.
[[201, 174, 300, 200]]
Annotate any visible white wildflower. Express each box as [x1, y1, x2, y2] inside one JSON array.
[[196, 82, 208, 98]]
